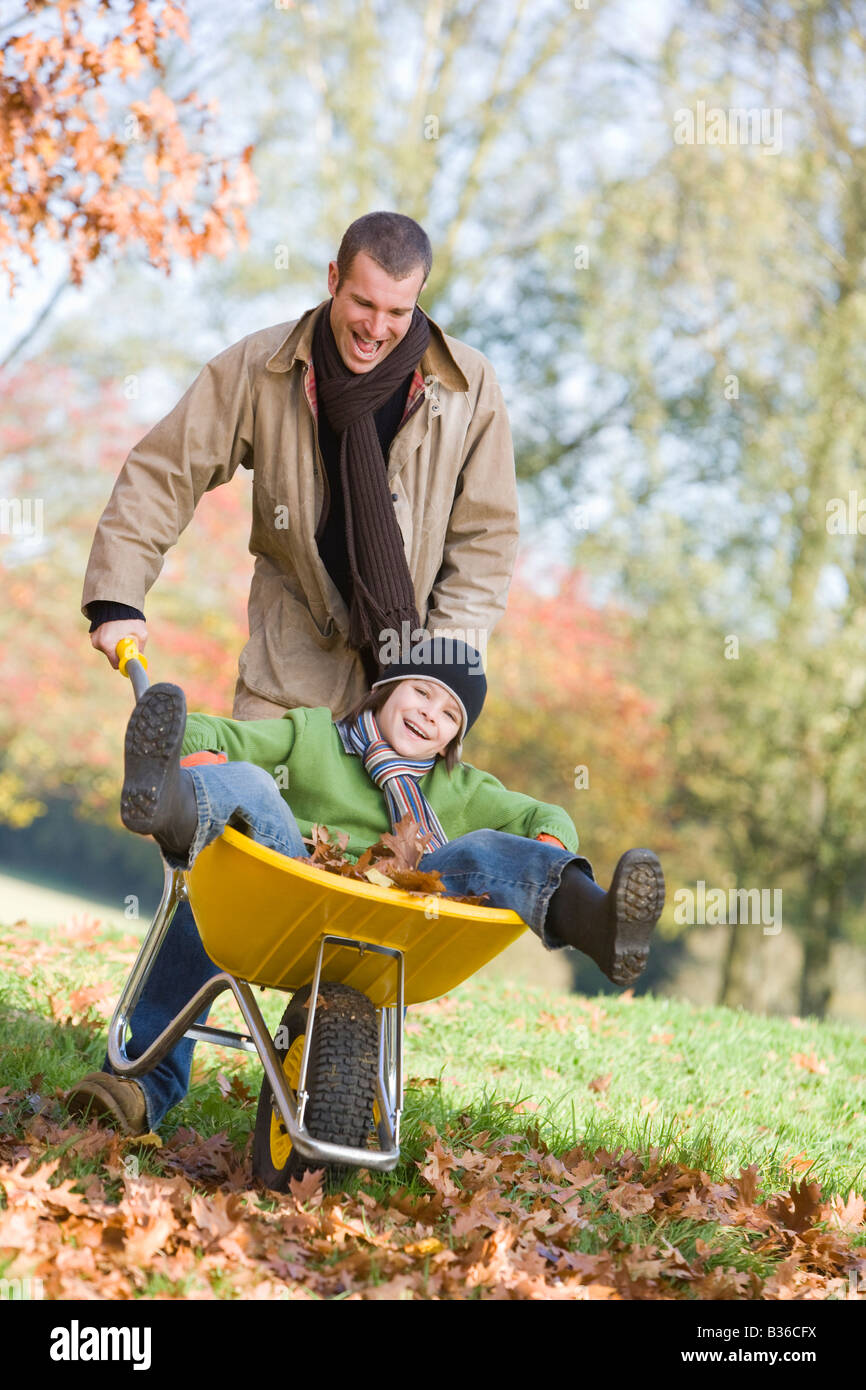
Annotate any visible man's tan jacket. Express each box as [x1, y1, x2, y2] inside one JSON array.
[[82, 298, 520, 719]]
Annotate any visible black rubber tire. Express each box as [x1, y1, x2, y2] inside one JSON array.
[[252, 982, 379, 1191]]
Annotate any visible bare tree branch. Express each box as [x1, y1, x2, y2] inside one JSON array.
[[1, 276, 70, 370]]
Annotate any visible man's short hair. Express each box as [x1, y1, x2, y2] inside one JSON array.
[[336, 212, 432, 293]]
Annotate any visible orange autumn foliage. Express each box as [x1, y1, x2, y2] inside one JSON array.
[[0, 360, 252, 823], [0, 0, 257, 291]]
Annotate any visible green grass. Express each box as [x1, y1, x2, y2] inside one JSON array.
[[2, 914, 864, 1207], [385, 980, 866, 1199]]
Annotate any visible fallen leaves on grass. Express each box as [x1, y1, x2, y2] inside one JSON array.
[[47, 982, 117, 1030], [1, 1086, 864, 1301]]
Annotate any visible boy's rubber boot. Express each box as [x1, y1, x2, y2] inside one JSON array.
[[120, 682, 198, 861], [65, 1072, 149, 1137], [545, 848, 665, 986]]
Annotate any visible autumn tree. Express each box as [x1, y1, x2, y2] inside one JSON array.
[[1, 0, 256, 361], [1, 1, 259, 815], [0, 360, 253, 825], [561, 0, 866, 1015]]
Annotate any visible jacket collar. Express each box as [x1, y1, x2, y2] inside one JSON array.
[[265, 298, 469, 392], [334, 717, 355, 756]]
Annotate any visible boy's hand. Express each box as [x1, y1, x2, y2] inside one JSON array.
[[536, 832, 566, 849], [90, 619, 149, 669]]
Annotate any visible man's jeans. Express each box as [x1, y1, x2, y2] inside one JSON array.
[[105, 762, 593, 1130]]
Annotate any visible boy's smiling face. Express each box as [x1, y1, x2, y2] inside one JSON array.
[[377, 678, 463, 758]]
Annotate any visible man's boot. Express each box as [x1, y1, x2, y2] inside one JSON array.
[[120, 683, 198, 861], [545, 848, 665, 986]]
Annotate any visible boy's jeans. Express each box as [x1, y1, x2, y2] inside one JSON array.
[[105, 762, 593, 1130]]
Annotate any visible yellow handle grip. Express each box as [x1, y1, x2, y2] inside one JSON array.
[[116, 636, 149, 677]]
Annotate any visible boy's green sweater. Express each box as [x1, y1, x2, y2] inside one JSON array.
[[181, 706, 580, 862]]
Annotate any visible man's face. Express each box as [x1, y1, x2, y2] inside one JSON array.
[[327, 250, 426, 373], [376, 679, 463, 759]]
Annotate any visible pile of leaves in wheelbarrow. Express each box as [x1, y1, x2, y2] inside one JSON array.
[[299, 813, 492, 905]]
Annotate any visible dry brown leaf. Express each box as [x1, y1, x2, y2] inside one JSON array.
[[733, 1163, 761, 1207], [767, 1180, 824, 1234], [402, 1236, 444, 1258], [782, 1151, 814, 1175], [694, 1266, 754, 1299], [537, 1011, 573, 1033], [288, 1169, 324, 1206], [66, 983, 115, 1015], [190, 1191, 246, 1245], [123, 1131, 163, 1150], [372, 813, 436, 872], [215, 1072, 255, 1108], [795, 1228, 855, 1275], [588, 1073, 612, 1093], [792, 1050, 828, 1075], [826, 1192, 866, 1232], [124, 1213, 176, 1264], [363, 867, 394, 889], [418, 1139, 462, 1198], [761, 1252, 803, 1299], [606, 1183, 655, 1218], [676, 1187, 712, 1221]]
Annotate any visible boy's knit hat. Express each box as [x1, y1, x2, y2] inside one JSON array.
[[372, 637, 487, 748]]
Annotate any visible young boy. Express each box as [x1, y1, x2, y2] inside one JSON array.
[[69, 639, 664, 1134]]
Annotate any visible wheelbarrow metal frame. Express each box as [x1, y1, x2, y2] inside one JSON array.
[[107, 860, 404, 1171]]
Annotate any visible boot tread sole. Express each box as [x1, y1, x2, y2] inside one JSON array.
[[608, 849, 666, 985], [120, 684, 187, 836]]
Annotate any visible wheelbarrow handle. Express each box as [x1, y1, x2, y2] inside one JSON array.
[[115, 637, 150, 703]]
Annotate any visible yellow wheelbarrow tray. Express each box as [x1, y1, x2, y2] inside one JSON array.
[[106, 639, 528, 1177]]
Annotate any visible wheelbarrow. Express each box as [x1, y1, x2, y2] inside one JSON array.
[[106, 639, 529, 1187]]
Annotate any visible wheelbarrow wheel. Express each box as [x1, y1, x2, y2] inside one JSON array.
[[252, 982, 378, 1191]]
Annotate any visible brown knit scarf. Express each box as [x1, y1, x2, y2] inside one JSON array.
[[312, 299, 431, 669]]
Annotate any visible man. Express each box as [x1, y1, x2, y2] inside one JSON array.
[[69, 212, 521, 1134], [83, 211, 519, 712]]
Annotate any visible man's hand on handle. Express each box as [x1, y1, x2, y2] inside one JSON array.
[[91, 619, 149, 669]]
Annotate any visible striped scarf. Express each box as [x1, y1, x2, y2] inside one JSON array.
[[337, 708, 448, 850]]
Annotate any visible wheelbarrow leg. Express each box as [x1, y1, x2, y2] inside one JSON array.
[[103, 861, 234, 1127]]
